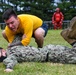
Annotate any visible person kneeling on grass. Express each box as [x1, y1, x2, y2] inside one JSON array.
[[2, 8, 48, 48], [3, 34, 76, 72]]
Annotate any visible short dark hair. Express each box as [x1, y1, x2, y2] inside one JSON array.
[[2, 8, 17, 20], [0, 47, 3, 49]]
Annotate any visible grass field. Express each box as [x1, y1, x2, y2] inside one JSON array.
[[0, 29, 76, 75]]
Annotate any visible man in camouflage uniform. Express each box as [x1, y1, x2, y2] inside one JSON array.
[[61, 16, 76, 48], [3, 34, 76, 72]]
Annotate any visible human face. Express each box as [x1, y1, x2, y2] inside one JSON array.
[[56, 8, 60, 12], [4, 16, 19, 32], [0, 48, 6, 57]]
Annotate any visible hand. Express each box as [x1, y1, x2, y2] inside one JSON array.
[[8, 43, 11, 48], [7, 42, 23, 48], [22, 34, 26, 39], [4, 68, 13, 72], [8, 43, 15, 48], [60, 21, 62, 24]]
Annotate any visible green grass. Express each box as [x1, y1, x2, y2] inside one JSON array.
[[0, 29, 75, 75]]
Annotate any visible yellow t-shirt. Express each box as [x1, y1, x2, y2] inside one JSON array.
[[5, 14, 43, 46]]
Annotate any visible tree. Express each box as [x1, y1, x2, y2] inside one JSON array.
[[57, 1, 76, 20], [0, 0, 76, 22]]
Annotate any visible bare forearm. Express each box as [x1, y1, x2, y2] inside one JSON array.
[[8, 41, 23, 48]]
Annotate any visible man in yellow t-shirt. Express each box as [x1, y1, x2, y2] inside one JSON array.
[[2, 8, 48, 48]]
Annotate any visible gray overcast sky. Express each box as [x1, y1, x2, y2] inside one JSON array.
[[54, 0, 60, 3]]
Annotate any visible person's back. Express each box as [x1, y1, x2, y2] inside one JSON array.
[[18, 14, 43, 30]]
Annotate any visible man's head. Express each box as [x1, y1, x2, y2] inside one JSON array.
[[2, 8, 20, 32], [56, 8, 60, 12], [0, 47, 6, 62]]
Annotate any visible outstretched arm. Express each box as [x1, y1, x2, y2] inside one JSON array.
[[8, 41, 23, 48]]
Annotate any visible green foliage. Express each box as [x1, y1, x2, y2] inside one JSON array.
[[0, 0, 76, 21], [57, 1, 76, 20]]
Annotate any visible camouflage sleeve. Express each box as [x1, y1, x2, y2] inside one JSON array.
[[3, 54, 18, 69]]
